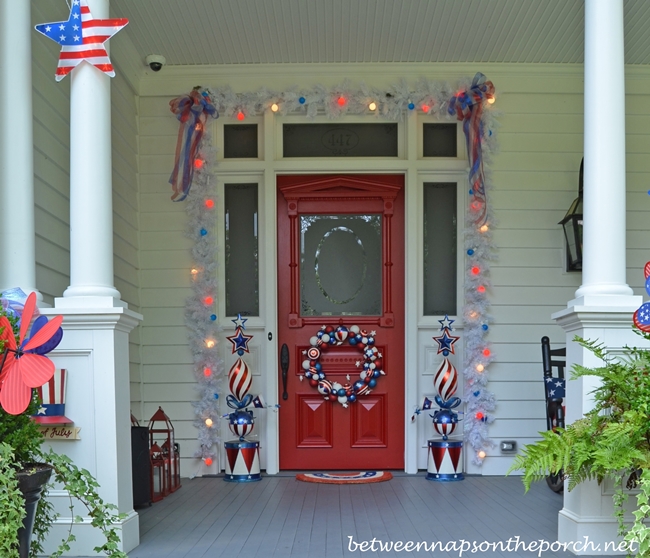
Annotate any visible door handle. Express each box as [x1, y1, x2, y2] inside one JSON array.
[[281, 343, 290, 400]]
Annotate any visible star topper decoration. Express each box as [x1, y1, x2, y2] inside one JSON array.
[[227, 327, 253, 356], [231, 313, 248, 330], [35, 0, 128, 82], [432, 329, 460, 356]]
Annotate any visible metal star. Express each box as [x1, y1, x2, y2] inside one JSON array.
[[438, 315, 455, 331], [226, 327, 253, 354], [34, 0, 128, 81], [432, 330, 460, 355], [37, 406, 47, 415], [231, 313, 248, 329]]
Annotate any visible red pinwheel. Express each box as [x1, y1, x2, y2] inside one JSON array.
[[0, 293, 63, 415]]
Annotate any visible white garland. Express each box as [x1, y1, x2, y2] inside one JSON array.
[[181, 77, 498, 468], [184, 132, 222, 466]]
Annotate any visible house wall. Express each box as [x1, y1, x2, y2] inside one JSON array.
[[30, 2, 143, 418], [136, 63, 650, 477]]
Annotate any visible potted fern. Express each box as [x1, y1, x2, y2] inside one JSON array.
[[508, 334, 650, 555], [0, 292, 128, 558]]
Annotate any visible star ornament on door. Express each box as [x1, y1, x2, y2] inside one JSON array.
[[35, 0, 128, 82]]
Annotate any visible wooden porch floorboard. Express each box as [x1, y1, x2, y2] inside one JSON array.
[[114, 473, 604, 557]]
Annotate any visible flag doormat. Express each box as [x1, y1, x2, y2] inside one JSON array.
[[296, 471, 393, 484]]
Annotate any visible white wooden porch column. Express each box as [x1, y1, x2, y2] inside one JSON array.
[[0, 0, 42, 301], [553, 0, 642, 554], [48, 0, 141, 555], [62, 1, 120, 302]]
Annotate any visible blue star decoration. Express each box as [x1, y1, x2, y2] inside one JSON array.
[[231, 313, 248, 330], [35, 0, 128, 82], [432, 329, 460, 356], [227, 327, 253, 355], [438, 314, 455, 331]]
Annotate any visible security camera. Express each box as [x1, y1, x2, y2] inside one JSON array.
[[145, 54, 166, 72]]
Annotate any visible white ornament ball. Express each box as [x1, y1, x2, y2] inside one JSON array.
[[302, 360, 311, 370], [350, 325, 360, 334], [310, 336, 319, 346], [338, 396, 348, 405], [321, 333, 330, 343]]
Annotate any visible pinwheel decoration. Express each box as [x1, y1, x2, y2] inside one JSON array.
[[0, 292, 64, 415]]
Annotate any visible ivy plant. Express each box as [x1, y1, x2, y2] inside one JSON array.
[[0, 307, 128, 557]]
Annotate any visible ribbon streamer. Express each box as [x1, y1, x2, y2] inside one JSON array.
[[448, 73, 495, 226], [434, 394, 462, 410], [169, 88, 217, 202], [226, 394, 253, 410]]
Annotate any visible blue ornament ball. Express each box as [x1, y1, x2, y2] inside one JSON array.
[[210, 314, 217, 321], [408, 102, 415, 110], [467, 249, 474, 256], [349, 337, 358, 345], [442, 349, 449, 356], [473, 391, 481, 397], [373, 370, 381, 378], [299, 96, 306, 104], [366, 337, 374, 345], [337, 388, 346, 397], [369, 379, 377, 388], [200, 228, 208, 236], [317, 331, 324, 338], [469, 189, 474, 195], [348, 393, 357, 403], [237, 349, 244, 356], [314, 363, 322, 372], [482, 324, 488, 331]]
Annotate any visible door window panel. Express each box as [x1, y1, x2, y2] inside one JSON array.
[[225, 183, 259, 316], [423, 183, 457, 315], [283, 124, 398, 157], [300, 214, 382, 316]]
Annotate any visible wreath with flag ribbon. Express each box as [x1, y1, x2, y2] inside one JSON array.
[[301, 325, 385, 407]]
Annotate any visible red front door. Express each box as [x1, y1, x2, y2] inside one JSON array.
[[277, 174, 404, 470]]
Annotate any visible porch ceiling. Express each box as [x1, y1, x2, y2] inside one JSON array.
[[110, 0, 650, 68]]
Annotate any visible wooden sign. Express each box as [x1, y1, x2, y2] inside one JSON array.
[[38, 426, 81, 440]]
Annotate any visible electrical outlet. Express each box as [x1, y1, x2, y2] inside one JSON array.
[[500, 440, 517, 453]]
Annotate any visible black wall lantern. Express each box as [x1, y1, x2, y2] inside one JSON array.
[[559, 158, 583, 271]]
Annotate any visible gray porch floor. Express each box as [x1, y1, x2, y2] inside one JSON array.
[[125, 473, 601, 558]]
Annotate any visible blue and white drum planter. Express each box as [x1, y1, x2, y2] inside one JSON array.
[[427, 439, 463, 482], [224, 439, 261, 482]]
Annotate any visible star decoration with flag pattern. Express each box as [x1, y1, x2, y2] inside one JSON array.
[[226, 327, 253, 355], [35, 0, 128, 82]]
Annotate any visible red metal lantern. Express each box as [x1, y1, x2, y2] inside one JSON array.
[[148, 407, 181, 496], [149, 442, 168, 502]]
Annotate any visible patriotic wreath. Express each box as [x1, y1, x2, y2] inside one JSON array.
[[301, 325, 385, 407]]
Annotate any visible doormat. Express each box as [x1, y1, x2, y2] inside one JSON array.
[[296, 471, 392, 484]]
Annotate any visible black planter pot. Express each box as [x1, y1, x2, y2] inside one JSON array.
[[16, 463, 53, 558]]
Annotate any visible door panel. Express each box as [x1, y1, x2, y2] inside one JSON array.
[[278, 174, 404, 470]]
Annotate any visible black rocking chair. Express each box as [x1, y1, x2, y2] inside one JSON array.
[[541, 336, 566, 493]]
